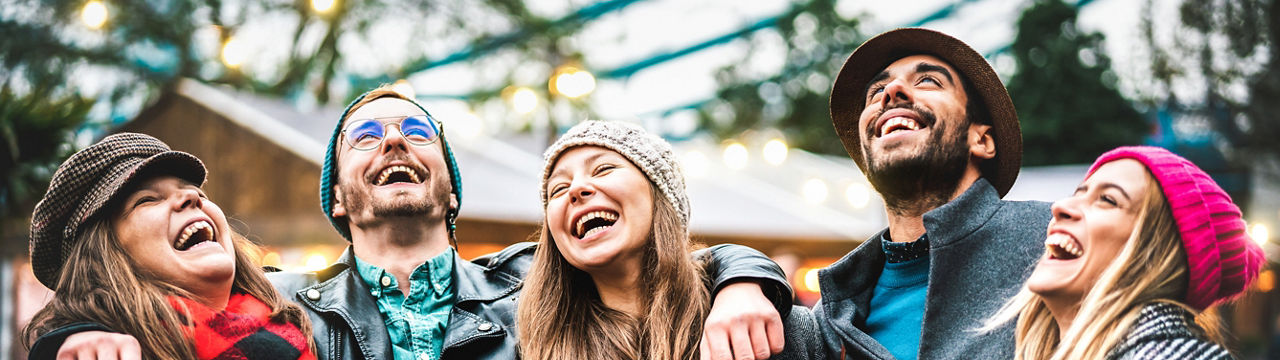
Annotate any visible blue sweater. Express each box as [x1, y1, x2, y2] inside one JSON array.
[[864, 255, 929, 360]]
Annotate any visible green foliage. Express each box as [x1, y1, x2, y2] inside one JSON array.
[[1007, 0, 1147, 166], [1141, 0, 1279, 160], [700, 0, 862, 156], [0, 80, 94, 218]]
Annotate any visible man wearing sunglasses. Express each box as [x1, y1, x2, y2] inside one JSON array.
[[45, 87, 792, 359]]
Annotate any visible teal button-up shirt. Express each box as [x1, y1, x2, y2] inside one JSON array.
[[354, 248, 456, 360]]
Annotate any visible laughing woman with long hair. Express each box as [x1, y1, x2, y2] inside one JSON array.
[[984, 146, 1266, 359], [24, 133, 314, 359], [517, 121, 821, 360]]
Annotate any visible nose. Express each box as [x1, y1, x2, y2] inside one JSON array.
[[567, 179, 595, 205], [880, 79, 911, 108], [1050, 197, 1082, 222], [380, 123, 409, 153], [173, 188, 203, 211]]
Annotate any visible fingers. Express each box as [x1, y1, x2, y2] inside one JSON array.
[[765, 310, 785, 355], [699, 336, 711, 360], [118, 336, 141, 360], [56, 332, 141, 360], [94, 346, 119, 360], [732, 322, 757, 358], [704, 326, 733, 360], [748, 320, 772, 359]]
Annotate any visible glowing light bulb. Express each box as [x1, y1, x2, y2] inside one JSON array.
[[803, 178, 828, 204], [511, 87, 538, 114], [723, 142, 748, 170], [763, 138, 788, 165], [311, 0, 336, 13], [221, 36, 247, 68], [81, 0, 108, 29]]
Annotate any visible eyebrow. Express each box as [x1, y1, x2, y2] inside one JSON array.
[[547, 151, 612, 183], [863, 62, 956, 96], [865, 70, 891, 96], [1076, 182, 1133, 201], [915, 62, 954, 84]]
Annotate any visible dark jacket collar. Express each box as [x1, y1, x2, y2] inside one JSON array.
[[815, 179, 1004, 359], [305, 248, 393, 359], [921, 178, 1003, 249]]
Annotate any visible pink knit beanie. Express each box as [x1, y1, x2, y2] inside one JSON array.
[[1088, 146, 1266, 310]]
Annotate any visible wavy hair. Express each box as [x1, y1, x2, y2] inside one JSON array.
[[982, 169, 1224, 359], [23, 216, 314, 359], [517, 183, 710, 360]]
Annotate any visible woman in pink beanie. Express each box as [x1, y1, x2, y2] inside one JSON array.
[[984, 146, 1266, 359]]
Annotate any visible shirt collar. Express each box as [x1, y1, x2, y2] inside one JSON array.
[[353, 247, 456, 297], [880, 232, 929, 263]]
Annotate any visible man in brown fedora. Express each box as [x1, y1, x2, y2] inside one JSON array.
[[814, 28, 1051, 359]]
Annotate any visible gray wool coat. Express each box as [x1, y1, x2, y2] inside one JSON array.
[[813, 179, 1052, 360]]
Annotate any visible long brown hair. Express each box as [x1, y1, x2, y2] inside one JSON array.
[[23, 216, 314, 359], [983, 169, 1225, 359], [518, 183, 710, 360]]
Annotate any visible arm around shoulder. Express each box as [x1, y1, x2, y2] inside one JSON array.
[[698, 243, 793, 317]]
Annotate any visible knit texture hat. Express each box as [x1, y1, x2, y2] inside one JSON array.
[[319, 90, 463, 241], [1088, 146, 1265, 310], [539, 120, 689, 226], [29, 132, 207, 289]]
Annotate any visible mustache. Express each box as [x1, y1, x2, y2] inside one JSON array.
[[866, 103, 938, 139], [364, 153, 428, 183]]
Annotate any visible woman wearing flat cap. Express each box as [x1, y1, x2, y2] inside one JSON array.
[[984, 146, 1265, 359], [24, 133, 315, 359]]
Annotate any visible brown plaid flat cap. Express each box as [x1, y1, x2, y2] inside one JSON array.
[[29, 132, 206, 289]]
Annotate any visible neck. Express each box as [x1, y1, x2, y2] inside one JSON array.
[[191, 280, 233, 310], [588, 261, 644, 317], [1043, 296, 1080, 338], [350, 218, 452, 294], [882, 171, 980, 243]]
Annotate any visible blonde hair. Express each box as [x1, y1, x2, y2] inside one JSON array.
[[983, 170, 1223, 359], [517, 183, 710, 360], [24, 216, 313, 359]]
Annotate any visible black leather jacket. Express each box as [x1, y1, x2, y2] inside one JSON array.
[[265, 242, 792, 360], [28, 242, 790, 360]]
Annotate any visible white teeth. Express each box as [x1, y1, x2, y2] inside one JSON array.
[[879, 117, 921, 136], [1045, 233, 1084, 258], [376, 165, 421, 185], [175, 221, 213, 249], [575, 211, 619, 238]]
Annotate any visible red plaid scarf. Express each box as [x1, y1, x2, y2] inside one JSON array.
[[169, 293, 315, 360]]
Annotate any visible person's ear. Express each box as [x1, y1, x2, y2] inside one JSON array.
[[332, 186, 347, 217], [968, 123, 996, 160]]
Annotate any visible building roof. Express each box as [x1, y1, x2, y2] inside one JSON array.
[[174, 79, 891, 243]]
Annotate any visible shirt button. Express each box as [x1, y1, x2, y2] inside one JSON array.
[[306, 289, 321, 301], [418, 354, 430, 360], [478, 322, 492, 332], [380, 276, 392, 287]]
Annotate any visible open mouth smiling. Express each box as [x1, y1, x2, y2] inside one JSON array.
[[373, 164, 423, 186], [571, 210, 619, 239], [871, 108, 932, 138], [1045, 232, 1084, 260], [174, 219, 216, 251]]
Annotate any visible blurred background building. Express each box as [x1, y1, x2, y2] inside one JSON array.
[[1, 0, 1277, 358]]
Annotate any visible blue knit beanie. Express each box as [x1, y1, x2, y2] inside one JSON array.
[[319, 89, 463, 241]]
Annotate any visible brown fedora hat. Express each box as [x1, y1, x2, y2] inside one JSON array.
[[829, 28, 1021, 197]]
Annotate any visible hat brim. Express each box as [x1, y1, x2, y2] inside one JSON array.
[[829, 28, 1021, 197], [78, 151, 208, 235]]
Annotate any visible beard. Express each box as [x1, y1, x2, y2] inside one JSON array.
[[862, 104, 970, 216], [338, 165, 452, 225]]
